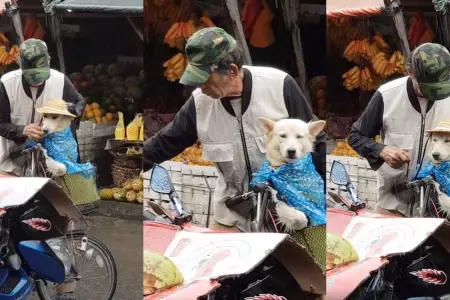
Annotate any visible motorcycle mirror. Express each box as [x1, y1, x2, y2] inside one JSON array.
[[150, 164, 173, 195], [330, 160, 349, 186]]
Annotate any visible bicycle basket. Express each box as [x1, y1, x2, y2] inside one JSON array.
[[12, 194, 68, 241], [56, 169, 100, 206], [291, 224, 326, 272]]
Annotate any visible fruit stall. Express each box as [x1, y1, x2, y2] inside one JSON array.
[[325, 0, 446, 207]]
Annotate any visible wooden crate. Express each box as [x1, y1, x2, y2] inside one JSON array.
[[144, 161, 219, 227], [326, 155, 378, 209]]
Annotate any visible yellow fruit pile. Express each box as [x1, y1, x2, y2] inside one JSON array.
[[371, 51, 406, 78], [99, 175, 144, 204], [326, 18, 365, 52], [342, 33, 406, 91], [342, 66, 383, 91], [164, 17, 214, 50], [82, 103, 114, 124], [171, 141, 212, 166], [331, 140, 359, 157], [0, 44, 19, 66], [163, 53, 187, 82]]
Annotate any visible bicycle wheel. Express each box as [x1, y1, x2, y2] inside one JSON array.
[[36, 232, 117, 300]]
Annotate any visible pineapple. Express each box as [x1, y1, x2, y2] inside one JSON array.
[[126, 114, 140, 141], [115, 112, 125, 140], [137, 191, 144, 204], [125, 190, 137, 203], [99, 188, 114, 200], [113, 188, 125, 201], [132, 178, 143, 192], [123, 180, 133, 191]]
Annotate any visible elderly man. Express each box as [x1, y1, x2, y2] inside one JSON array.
[[143, 27, 325, 231], [0, 38, 84, 300], [348, 43, 450, 217], [0, 38, 85, 177]]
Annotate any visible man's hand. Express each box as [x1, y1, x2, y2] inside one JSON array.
[[380, 146, 410, 169], [23, 124, 44, 141]]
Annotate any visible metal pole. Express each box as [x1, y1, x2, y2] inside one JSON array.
[[5, 0, 24, 44], [385, 0, 410, 57], [224, 0, 252, 65]]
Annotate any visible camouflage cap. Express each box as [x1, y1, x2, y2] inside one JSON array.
[[412, 43, 450, 101], [19, 39, 50, 85], [180, 27, 237, 87]]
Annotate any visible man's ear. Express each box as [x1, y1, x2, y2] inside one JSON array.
[[308, 120, 326, 137], [258, 117, 275, 134]]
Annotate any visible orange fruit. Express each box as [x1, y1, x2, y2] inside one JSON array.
[[95, 116, 102, 124], [85, 104, 92, 111], [106, 112, 113, 121], [91, 103, 100, 109], [86, 110, 94, 118], [102, 116, 108, 123], [93, 109, 102, 118]]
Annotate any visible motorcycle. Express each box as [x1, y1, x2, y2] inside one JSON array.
[[144, 164, 325, 300], [327, 160, 450, 300]]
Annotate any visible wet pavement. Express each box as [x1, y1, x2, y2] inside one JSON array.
[[30, 215, 142, 300]]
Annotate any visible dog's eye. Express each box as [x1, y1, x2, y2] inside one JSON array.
[[433, 138, 437, 142], [446, 139, 450, 143], [52, 116, 58, 120], [296, 134, 303, 139], [279, 134, 287, 138]]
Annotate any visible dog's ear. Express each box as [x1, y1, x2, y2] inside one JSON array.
[[258, 117, 275, 134], [308, 120, 326, 137]]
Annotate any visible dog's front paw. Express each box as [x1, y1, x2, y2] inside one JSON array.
[[45, 158, 67, 177], [276, 201, 308, 232]]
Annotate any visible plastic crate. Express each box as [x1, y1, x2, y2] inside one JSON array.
[[326, 155, 377, 209], [144, 161, 218, 227]]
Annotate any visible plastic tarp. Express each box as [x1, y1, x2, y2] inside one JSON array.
[[327, 0, 385, 18], [53, 0, 143, 14]]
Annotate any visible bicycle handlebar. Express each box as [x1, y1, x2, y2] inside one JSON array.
[[406, 176, 434, 189], [21, 144, 42, 155], [225, 182, 272, 209]]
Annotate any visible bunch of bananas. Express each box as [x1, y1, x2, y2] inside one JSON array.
[[164, 17, 215, 49], [0, 45, 19, 66], [342, 66, 361, 90], [371, 51, 406, 77], [163, 53, 187, 82], [343, 35, 389, 63], [146, 1, 187, 36]]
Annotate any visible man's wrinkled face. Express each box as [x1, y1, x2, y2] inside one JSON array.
[[200, 72, 231, 99]]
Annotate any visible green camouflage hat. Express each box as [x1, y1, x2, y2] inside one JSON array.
[[412, 43, 450, 101], [180, 27, 237, 87], [19, 39, 50, 85]]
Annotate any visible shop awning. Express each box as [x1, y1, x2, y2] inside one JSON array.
[[327, 0, 385, 18], [53, 0, 143, 14]]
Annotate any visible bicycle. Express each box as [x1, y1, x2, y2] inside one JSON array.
[[16, 142, 117, 300]]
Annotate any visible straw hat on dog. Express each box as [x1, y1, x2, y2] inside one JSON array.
[[36, 99, 76, 118], [427, 119, 450, 134]]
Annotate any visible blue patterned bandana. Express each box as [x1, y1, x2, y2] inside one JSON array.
[[26, 128, 94, 179], [415, 160, 450, 196], [251, 153, 326, 226]]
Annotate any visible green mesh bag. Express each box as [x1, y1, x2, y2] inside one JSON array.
[[291, 224, 326, 272], [56, 172, 100, 206]]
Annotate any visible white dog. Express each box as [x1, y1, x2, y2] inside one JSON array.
[[427, 132, 450, 216], [40, 113, 72, 177], [258, 117, 326, 231]]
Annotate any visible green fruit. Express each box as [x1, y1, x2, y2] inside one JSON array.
[[114, 86, 127, 98], [110, 76, 125, 87], [98, 74, 110, 86], [95, 64, 108, 76], [125, 76, 140, 88], [127, 87, 143, 101], [84, 73, 95, 81], [69, 72, 83, 82], [82, 65, 95, 75], [104, 98, 113, 107], [107, 63, 123, 77]]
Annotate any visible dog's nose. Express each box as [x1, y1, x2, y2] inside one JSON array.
[[433, 153, 440, 160], [287, 149, 297, 158], [42, 129, 48, 134]]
